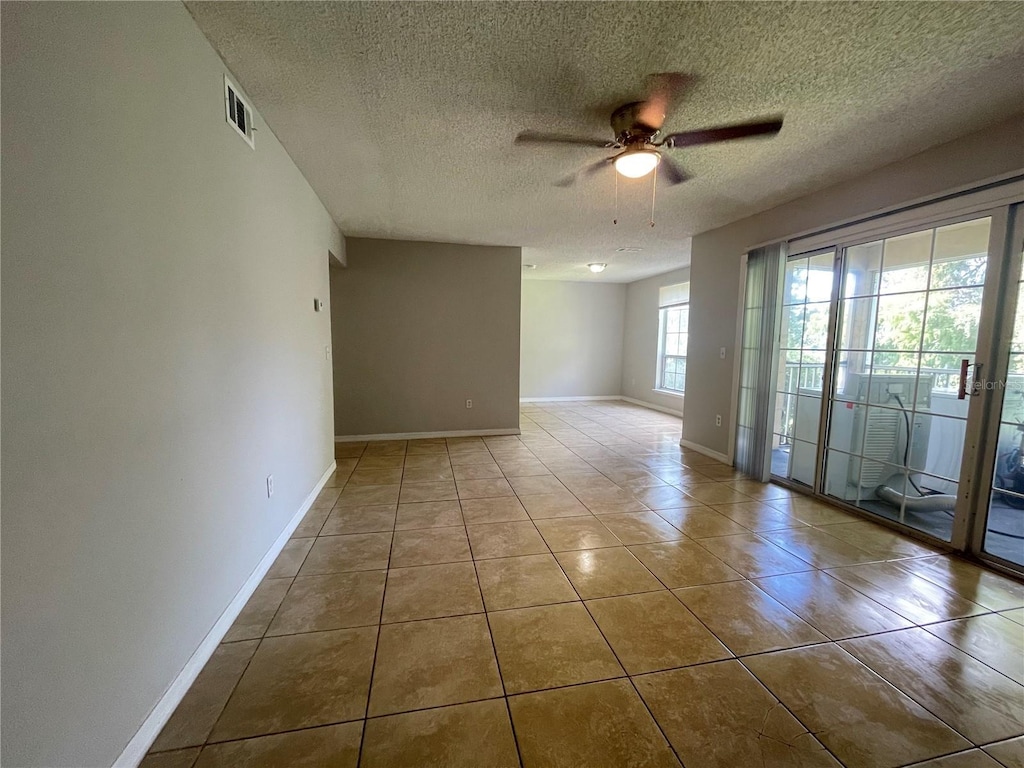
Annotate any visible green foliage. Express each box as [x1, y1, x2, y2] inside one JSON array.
[[784, 258, 986, 372]]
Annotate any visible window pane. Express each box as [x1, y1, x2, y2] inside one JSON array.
[[668, 334, 681, 357], [774, 393, 795, 438], [931, 218, 989, 289], [880, 230, 932, 294], [659, 282, 689, 307], [798, 353, 825, 391], [844, 241, 882, 298], [874, 292, 926, 351], [667, 309, 681, 333], [781, 305, 806, 350], [838, 297, 876, 352], [791, 440, 817, 486], [914, 353, 968, 410], [802, 302, 830, 350], [784, 259, 809, 305], [1011, 297, 1024, 354], [921, 287, 983, 354], [807, 252, 835, 302], [661, 355, 686, 393]]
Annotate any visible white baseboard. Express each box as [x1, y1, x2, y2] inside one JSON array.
[[335, 428, 520, 443], [679, 437, 731, 465], [520, 395, 622, 403], [620, 396, 684, 418], [113, 460, 337, 768], [519, 395, 684, 418]]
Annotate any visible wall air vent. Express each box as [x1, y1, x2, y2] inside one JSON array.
[[224, 75, 255, 148]]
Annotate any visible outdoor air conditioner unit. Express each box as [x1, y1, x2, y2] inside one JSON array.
[[821, 373, 933, 499]]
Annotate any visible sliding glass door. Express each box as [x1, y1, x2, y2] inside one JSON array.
[[979, 208, 1024, 568], [821, 218, 991, 543], [756, 186, 1024, 574], [771, 250, 835, 486]]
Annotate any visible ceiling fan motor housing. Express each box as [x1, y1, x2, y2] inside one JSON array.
[[611, 101, 659, 146]]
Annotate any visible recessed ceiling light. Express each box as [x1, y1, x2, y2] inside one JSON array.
[[588, 263, 607, 273], [615, 247, 643, 253], [522, 264, 536, 270]]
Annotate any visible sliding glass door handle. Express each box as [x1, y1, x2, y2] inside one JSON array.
[[958, 359, 983, 400]]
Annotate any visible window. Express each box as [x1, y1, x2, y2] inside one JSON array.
[[658, 283, 689, 393]]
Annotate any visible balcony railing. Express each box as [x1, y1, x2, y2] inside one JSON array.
[[781, 362, 963, 397], [775, 362, 966, 446]]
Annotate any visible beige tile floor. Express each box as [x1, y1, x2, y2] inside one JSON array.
[[143, 401, 1024, 768]]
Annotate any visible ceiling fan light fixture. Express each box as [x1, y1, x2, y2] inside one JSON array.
[[588, 263, 607, 273], [614, 149, 660, 179]]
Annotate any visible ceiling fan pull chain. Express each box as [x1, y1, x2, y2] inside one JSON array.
[[650, 162, 658, 227], [613, 171, 618, 225]]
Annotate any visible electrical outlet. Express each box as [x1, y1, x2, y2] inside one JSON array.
[[715, 414, 722, 427], [266, 475, 274, 498], [466, 399, 473, 409], [720, 347, 726, 360]]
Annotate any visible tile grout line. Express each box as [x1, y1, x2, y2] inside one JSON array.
[[472, 442, 526, 768], [354, 441, 398, 768], [518, 470, 688, 765], [731, 652, 851, 768], [557, 547, 685, 766], [154, 460, 362, 759], [835, 641, 997, 749], [186, 511, 315, 757], [214, 486, 345, 742]]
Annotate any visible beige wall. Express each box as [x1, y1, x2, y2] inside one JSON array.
[[332, 238, 522, 436], [521, 281, 626, 399], [621, 267, 690, 415], [682, 115, 1024, 457], [1, 4, 341, 765]]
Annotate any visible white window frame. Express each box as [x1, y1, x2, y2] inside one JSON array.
[[657, 302, 689, 395]]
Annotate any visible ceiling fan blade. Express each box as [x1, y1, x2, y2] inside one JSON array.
[[637, 73, 693, 131], [661, 116, 784, 148], [553, 157, 613, 187], [658, 155, 691, 186], [583, 157, 613, 176], [515, 130, 611, 149]]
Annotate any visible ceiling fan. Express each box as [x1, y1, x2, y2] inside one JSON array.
[[515, 74, 783, 187]]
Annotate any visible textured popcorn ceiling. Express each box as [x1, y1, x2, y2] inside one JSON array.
[[186, 2, 1024, 283]]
